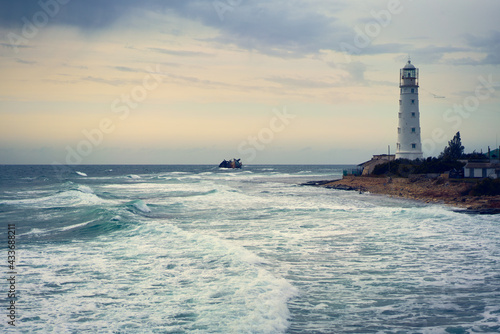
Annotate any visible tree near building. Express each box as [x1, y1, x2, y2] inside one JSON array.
[[440, 132, 464, 161]]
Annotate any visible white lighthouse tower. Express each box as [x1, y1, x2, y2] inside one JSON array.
[[396, 60, 423, 160]]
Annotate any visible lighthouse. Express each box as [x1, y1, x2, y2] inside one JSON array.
[[396, 60, 423, 160]]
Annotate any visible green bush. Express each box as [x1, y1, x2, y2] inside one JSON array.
[[371, 158, 464, 177], [470, 178, 500, 196], [413, 158, 465, 174]]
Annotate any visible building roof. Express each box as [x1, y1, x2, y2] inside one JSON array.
[[358, 155, 395, 167], [465, 162, 500, 169], [403, 60, 415, 69]]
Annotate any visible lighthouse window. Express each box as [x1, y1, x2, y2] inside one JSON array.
[[398, 128, 401, 134], [411, 112, 416, 117], [411, 88, 414, 93], [411, 99, 415, 104], [399, 100, 402, 105], [412, 143, 416, 149], [398, 113, 402, 118], [412, 128, 416, 133]]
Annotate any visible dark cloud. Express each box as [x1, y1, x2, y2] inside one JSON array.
[[203, 1, 352, 57], [0, 0, 352, 57], [2, 1, 495, 64], [0, 0, 143, 29]]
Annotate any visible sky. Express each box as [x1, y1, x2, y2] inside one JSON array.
[[0, 0, 499, 164]]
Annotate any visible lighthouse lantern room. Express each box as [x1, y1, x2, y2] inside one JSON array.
[[396, 60, 423, 160]]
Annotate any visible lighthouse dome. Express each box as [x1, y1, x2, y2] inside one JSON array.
[[404, 60, 415, 69]]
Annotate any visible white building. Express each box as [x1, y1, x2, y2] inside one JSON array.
[[396, 60, 423, 160], [464, 162, 500, 179]]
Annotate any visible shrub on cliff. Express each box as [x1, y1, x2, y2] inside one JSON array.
[[470, 178, 500, 196], [413, 158, 465, 174], [372, 160, 409, 176], [372, 162, 391, 176], [372, 158, 464, 177]]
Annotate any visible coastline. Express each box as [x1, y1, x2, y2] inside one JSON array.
[[304, 175, 500, 214]]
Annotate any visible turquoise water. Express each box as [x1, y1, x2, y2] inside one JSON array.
[[1, 165, 499, 333]]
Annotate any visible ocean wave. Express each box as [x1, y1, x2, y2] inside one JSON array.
[[8, 165, 500, 333], [22, 227, 51, 236], [20, 211, 132, 240], [22, 221, 93, 237], [124, 221, 297, 332], [0, 190, 106, 208], [59, 220, 93, 232], [76, 185, 94, 194], [126, 199, 151, 213]]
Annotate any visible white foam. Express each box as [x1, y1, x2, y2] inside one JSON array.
[[17, 218, 299, 332], [22, 228, 51, 236], [59, 221, 92, 232], [1, 190, 106, 207], [22, 221, 92, 236], [77, 185, 94, 194], [132, 200, 151, 213], [75, 171, 87, 176]]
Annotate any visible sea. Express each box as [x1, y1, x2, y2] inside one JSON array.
[[1, 164, 499, 333]]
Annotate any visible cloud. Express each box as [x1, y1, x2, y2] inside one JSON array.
[[113, 66, 139, 73], [148, 47, 214, 58], [397, 45, 471, 65], [265, 76, 336, 89], [460, 30, 500, 65], [342, 61, 366, 83], [204, 1, 352, 57], [15, 58, 36, 64], [0, 41, 31, 49], [0, 0, 352, 58], [1, 1, 497, 65], [361, 43, 409, 55], [400, 31, 500, 66], [81, 76, 139, 86], [0, 0, 141, 29]]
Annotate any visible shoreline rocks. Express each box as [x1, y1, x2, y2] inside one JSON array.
[[303, 176, 500, 214]]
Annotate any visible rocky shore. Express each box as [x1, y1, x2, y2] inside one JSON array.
[[303, 176, 500, 214]]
